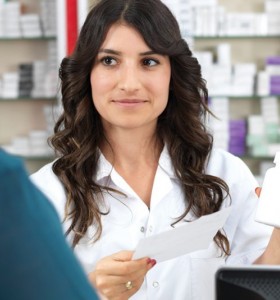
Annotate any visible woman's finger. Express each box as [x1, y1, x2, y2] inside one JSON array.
[[89, 250, 156, 299], [255, 187, 262, 197], [96, 253, 151, 276]]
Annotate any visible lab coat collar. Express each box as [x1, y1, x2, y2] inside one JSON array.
[[95, 145, 177, 182], [158, 145, 177, 179], [95, 149, 113, 182]]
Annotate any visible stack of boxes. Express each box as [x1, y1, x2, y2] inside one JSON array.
[[247, 115, 266, 156], [32, 41, 58, 98], [195, 44, 259, 97], [190, 0, 280, 37], [0, 0, 57, 100], [18, 64, 33, 98], [267, 56, 280, 96], [197, 47, 280, 98], [208, 97, 247, 156], [0, 0, 57, 157], [0, 2, 3, 38], [0, 2, 21, 38], [232, 64, 256, 96], [207, 97, 229, 151], [161, 0, 194, 47], [257, 56, 280, 96], [40, 0, 57, 37], [196, 42, 280, 158], [165, 0, 280, 159], [261, 97, 279, 146], [2, 103, 62, 157], [229, 119, 247, 156], [3, 129, 53, 157], [265, 0, 280, 35], [44, 104, 62, 136], [0, 40, 57, 99], [0, 0, 57, 38], [2, 72, 19, 98], [247, 97, 280, 157], [20, 14, 42, 38]]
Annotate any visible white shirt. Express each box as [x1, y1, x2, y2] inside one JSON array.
[[30, 147, 272, 300]]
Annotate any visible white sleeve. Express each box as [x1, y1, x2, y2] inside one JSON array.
[[207, 149, 273, 265], [223, 156, 273, 265], [30, 162, 67, 222]]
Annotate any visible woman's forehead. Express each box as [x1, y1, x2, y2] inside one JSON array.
[[99, 23, 151, 52]]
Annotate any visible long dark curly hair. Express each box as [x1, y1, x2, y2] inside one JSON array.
[[51, 0, 230, 254]]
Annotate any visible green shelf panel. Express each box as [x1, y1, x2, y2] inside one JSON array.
[[0, 36, 56, 41], [0, 97, 57, 101], [240, 155, 274, 160]]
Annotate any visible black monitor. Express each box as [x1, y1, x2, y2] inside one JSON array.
[[216, 266, 280, 300]]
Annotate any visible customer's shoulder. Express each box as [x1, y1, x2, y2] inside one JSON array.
[[0, 150, 23, 175]]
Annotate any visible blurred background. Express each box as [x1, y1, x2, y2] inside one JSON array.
[[0, 0, 279, 184]]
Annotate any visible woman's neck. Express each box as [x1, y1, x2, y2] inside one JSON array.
[[100, 126, 163, 205], [100, 127, 163, 171]]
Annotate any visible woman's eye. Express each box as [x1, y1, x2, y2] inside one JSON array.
[[101, 56, 117, 66], [143, 58, 158, 67]]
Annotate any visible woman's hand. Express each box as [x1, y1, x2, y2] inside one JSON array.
[[255, 187, 261, 197], [88, 250, 156, 300]]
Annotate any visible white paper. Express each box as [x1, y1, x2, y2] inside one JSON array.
[[133, 206, 232, 262]]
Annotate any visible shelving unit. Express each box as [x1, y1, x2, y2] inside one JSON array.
[[0, 97, 57, 173], [194, 37, 279, 70], [194, 35, 280, 39], [157, 1, 279, 171], [0, 97, 56, 101], [0, 0, 58, 173], [190, 0, 280, 179], [195, 33, 279, 129]]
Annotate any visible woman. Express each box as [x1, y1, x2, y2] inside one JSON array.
[[31, 0, 279, 299]]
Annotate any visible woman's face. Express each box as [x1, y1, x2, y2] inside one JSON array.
[[90, 23, 171, 132]]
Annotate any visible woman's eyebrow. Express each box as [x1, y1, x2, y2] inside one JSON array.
[[98, 49, 121, 55], [98, 49, 160, 56], [139, 50, 159, 56]]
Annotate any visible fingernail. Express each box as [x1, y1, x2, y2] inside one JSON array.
[[147, 258, 152, 264], [150, 259, 157, 267]]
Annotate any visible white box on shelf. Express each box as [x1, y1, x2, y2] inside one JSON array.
[[217, 43, 231, 66], [257, 71, 270, 96]]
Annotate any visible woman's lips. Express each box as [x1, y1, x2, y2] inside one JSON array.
[[112, 99, 147, 107]]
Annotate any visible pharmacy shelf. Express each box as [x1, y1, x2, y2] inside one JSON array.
[[17, 155, 55, 160], [0, 0, 58, 173], [209, 95, 280, 99], [241, 155, 274, 160], [1, 147, 56, 161], [0, 97, 57, 101], [194, 35, 280, 40], [0, 36, 56, 41]]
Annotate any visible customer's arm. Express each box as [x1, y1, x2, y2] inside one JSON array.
[[0, 149, 99, 300]]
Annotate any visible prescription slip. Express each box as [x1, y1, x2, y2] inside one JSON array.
[[133, 207, 232, 262]]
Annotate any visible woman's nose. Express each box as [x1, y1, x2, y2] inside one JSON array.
[[118, 65, 141, 93]]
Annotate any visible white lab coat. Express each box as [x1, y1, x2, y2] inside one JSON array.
[[30, 147, 272, 300]]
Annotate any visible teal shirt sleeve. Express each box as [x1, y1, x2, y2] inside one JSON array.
[[0, 149, 99, 300]]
